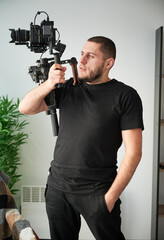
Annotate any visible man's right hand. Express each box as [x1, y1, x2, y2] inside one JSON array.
[[46, 63, 67, 90]]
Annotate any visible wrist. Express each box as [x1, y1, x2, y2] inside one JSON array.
[[105, 192, 116, 204], [43, 79, 56, 92], [105, 189, 119, 205]]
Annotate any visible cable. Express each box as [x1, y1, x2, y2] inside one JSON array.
[[40, 48, 49, 61], [34, 11, 49, 23], [56, 29, 60, 44], [33, 11, 50, 37]]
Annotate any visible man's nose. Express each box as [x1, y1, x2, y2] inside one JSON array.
[[80, 55, 87, 65]]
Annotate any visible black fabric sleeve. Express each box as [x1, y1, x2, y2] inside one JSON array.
[[120, 89, 144, 131], [44, 85, 65, 108]]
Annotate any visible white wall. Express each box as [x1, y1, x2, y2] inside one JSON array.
[[1, 0, 164, 239]]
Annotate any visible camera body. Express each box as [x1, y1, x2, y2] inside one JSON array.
[[9, 12, 65, 55], [10, 21, 55, 53]]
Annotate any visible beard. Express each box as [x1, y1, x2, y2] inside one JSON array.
[[79, 62, 104, 83]]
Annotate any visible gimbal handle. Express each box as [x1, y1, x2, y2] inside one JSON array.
[[45, 53, 80, 137], [45, 53, 60, 136], [54, 52, 63, 88]]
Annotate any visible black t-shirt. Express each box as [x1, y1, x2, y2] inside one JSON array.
[[47, 78, 144, 194]]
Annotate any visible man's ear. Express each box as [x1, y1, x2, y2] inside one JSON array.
[[105, 58, 115, 70]]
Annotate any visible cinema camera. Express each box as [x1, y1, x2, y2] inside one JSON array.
[[9, 11, 79, 136]]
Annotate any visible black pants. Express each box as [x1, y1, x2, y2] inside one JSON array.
[[45, 185, 125, 240]]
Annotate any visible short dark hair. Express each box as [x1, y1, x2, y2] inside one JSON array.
[[87, 36, 116, 60]]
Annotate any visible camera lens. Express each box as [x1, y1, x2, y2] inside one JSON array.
[[9, 29, 29, 43]]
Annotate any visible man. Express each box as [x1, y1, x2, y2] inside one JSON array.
[[19, 36, 144, 240]]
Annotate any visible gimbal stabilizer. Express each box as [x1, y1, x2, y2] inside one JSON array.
[[9, 11, 80, 136]]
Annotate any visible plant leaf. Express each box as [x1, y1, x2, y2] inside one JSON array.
[[0, 95, 29, 194]]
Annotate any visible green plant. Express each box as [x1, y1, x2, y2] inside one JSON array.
[[0, 96, 28, 194]]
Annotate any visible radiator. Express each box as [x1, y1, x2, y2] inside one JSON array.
[[21, 185, 50, 239]]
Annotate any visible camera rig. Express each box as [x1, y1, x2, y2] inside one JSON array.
[[9, 11, 80, 136]]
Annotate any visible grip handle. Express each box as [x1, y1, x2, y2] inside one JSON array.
[[54, 53, 63, 88]]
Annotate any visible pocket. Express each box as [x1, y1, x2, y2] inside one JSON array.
[[101, 195, 111, 215], [102, 197, 122, 216], [44, 184, 48, 198]]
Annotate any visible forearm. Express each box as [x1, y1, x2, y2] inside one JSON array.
[[105, 152, 142, 207], [19, 63, 66, 115], [19, 81, 50, 115], [105, 128, 142, 212]]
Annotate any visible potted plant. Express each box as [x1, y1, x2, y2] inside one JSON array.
[[0, 96, 28, 194]]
